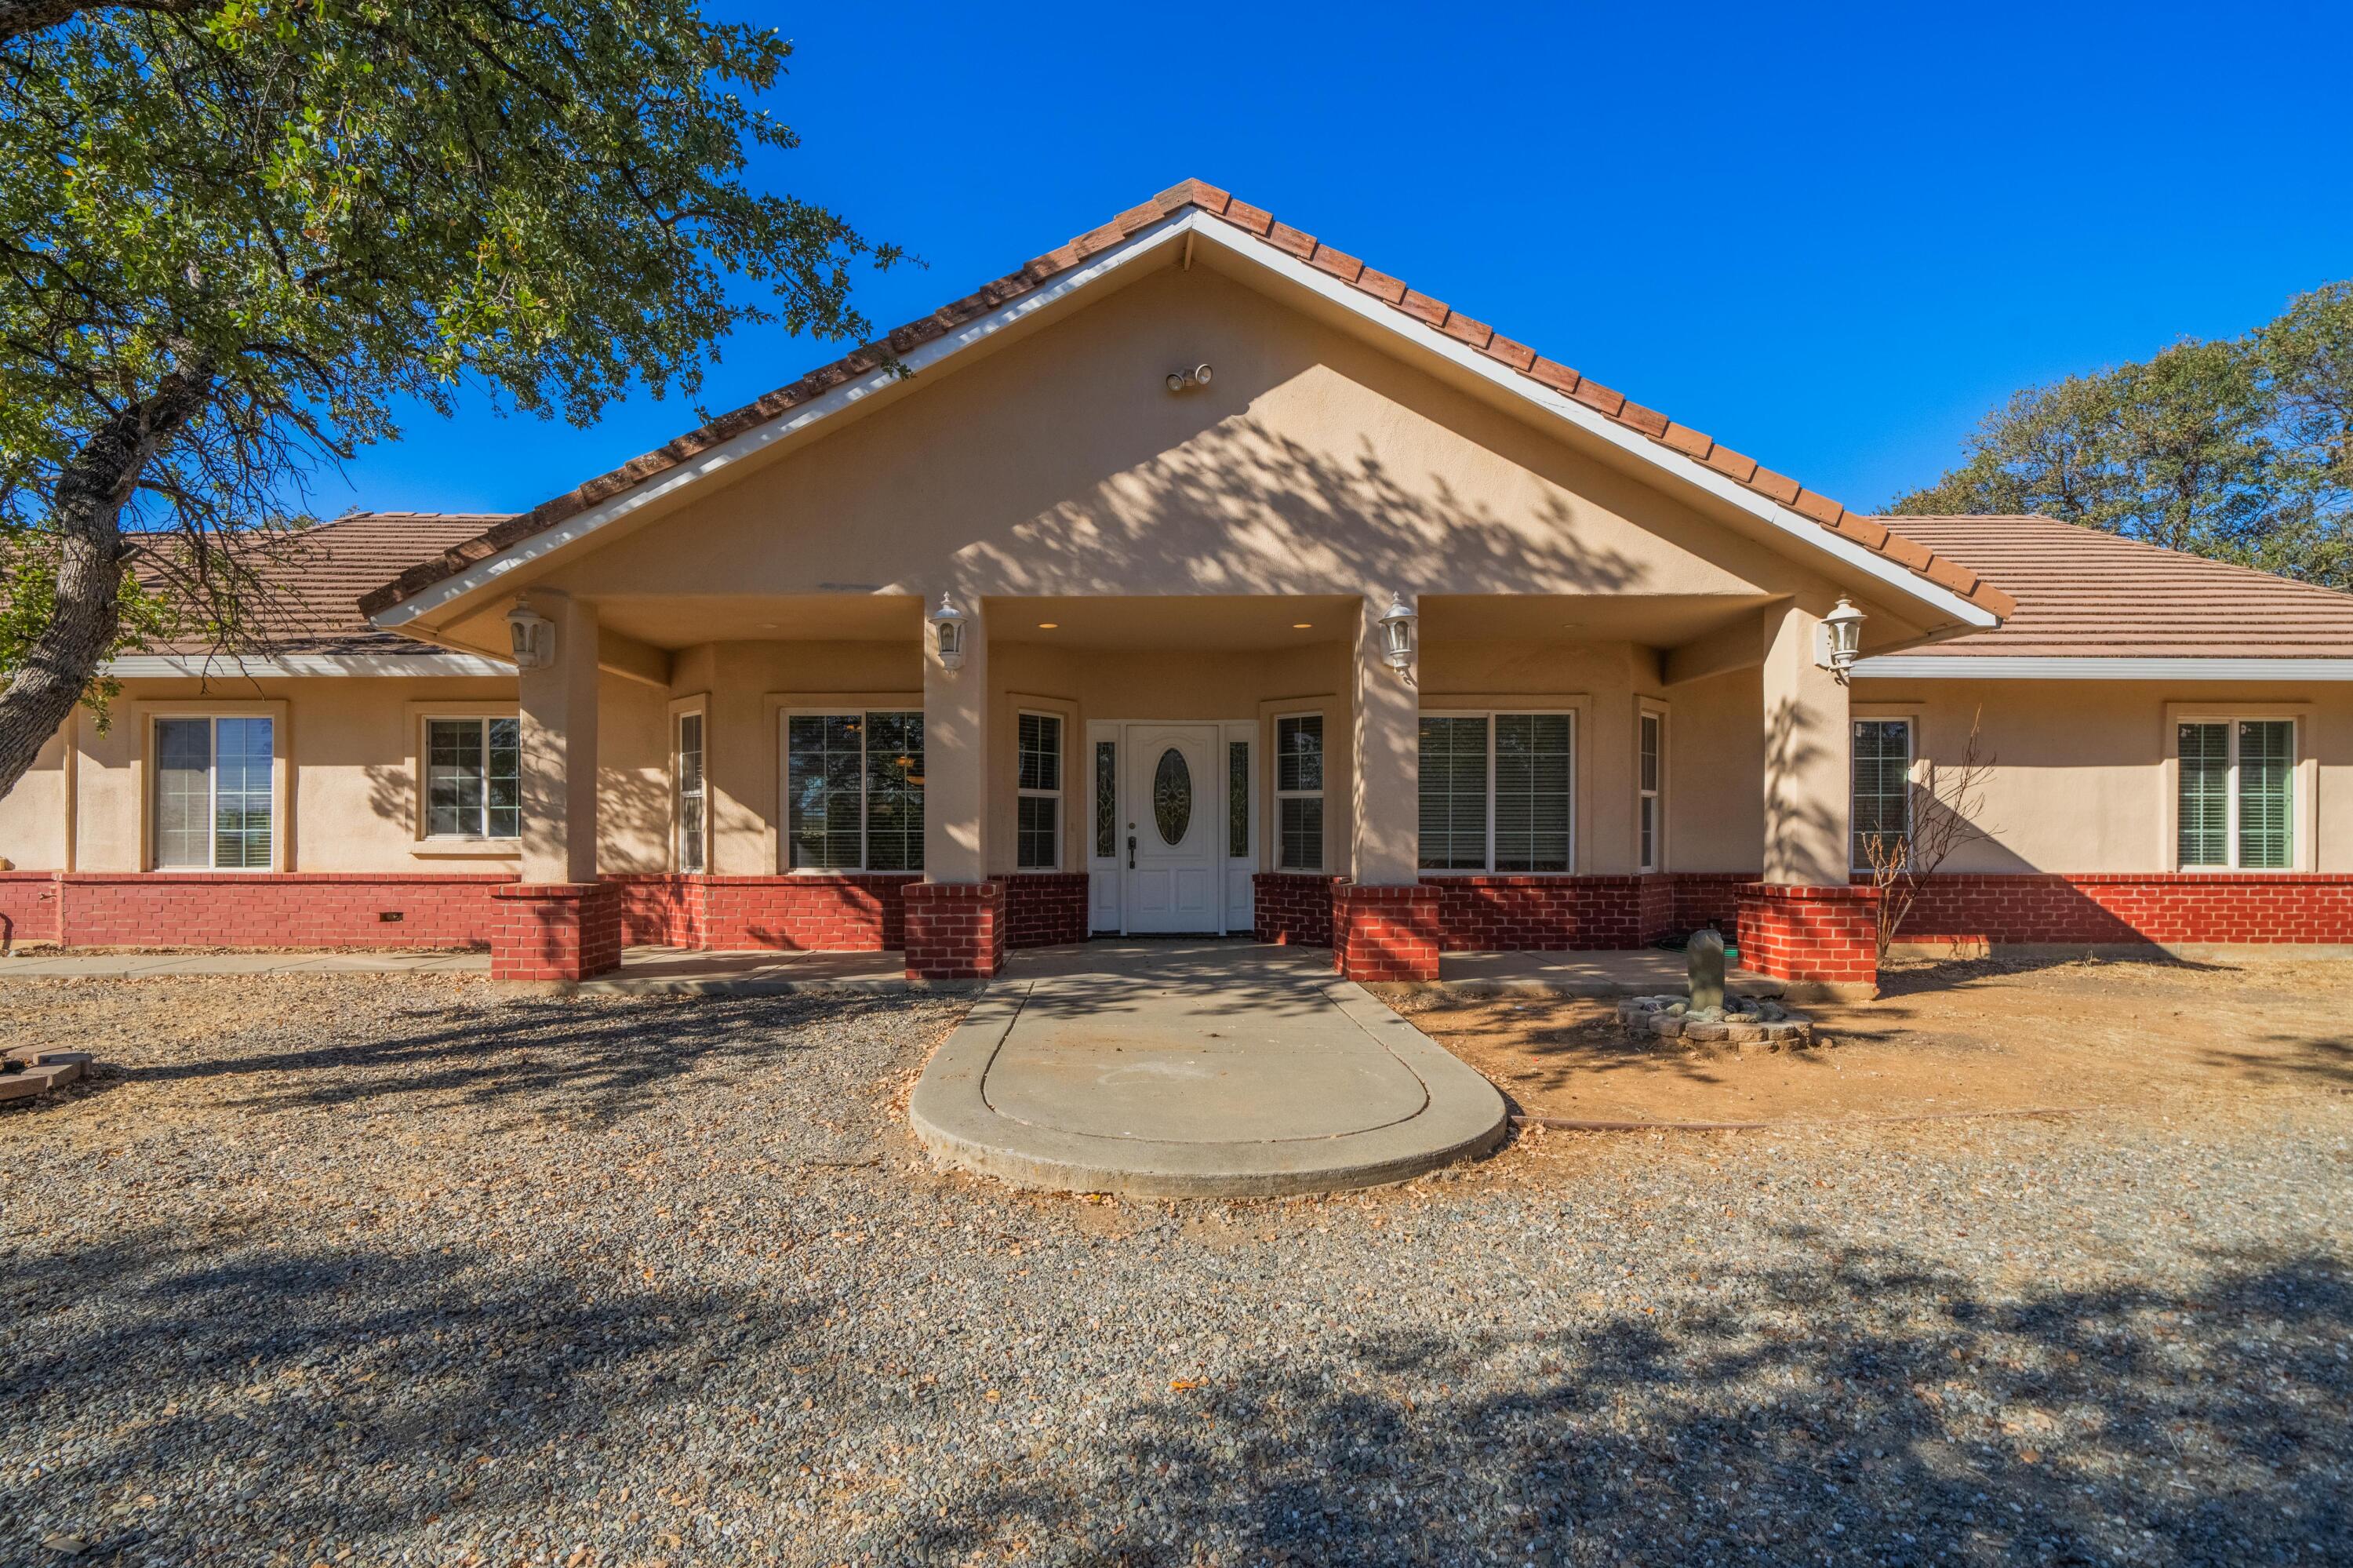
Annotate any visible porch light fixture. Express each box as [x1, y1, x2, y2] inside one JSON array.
[[1165, 363, 1213, 393], [1818, 597, 1865, 683], [504, 597, 555, 671], [929, 592, 969, 671], [1377, 593, 1417, 679]]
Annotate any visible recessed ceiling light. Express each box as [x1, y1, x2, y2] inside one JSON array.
[[1037, 621, 1059, 630], [1291, 622, 1313, 629], [758, 621, 780, 629]]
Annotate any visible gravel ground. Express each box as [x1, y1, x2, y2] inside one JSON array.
[[2, 974, 2348, 1567]]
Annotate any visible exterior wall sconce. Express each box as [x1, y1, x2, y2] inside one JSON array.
[[1817, 596, 1865, 683], [504, 597, 556, 670], [929, 592, 969, 671], [1165, 364, 1213, 393], [1377, 593, 1417, 682]]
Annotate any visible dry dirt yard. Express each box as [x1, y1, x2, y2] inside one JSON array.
[[1393, 953, 2353, 1128], [0, 966, 2348, 1567]]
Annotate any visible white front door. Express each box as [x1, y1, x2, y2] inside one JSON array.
[[1121, 722, 1223, 933]]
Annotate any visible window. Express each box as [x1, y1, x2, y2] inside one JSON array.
[[424, 717, 521, 840], [1016, 711, 1062, 870], [1228, 740, 1250, 859], [1638, 711, 1663, 873], [1093, 739, 1117, 859], [2178, 719, 2297, 869], [154, 715, 274, 869], [1275, 714, 1324, 871], [675, 711, 707, 873], [786, 711, 924, 871], [1850, 719, 1914, 870], [1417, 712, 1574, 873]]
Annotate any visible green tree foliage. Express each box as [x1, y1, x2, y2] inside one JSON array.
[[0, 0, 896, 795], [1889, 285, 2353, 590]]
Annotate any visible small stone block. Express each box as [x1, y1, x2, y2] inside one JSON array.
[[1649, 1013, 1687, 1039]]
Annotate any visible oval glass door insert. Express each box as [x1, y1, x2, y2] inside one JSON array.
[[1152, 748, 1193, 845]]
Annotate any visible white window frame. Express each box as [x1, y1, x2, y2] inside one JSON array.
[[1848, 715, 1916, 874], [1016, 709, 1064, 871], [1637, 704, 1666, 874], [2172, 712, 2304, 871], [150, 711, 280, 871], [1417, 708, 1578, 875], [780, 708, 926, 875], [671, 700, 709, 874], [420, 715, 522, 842], [1271, 710, 1327, 873]]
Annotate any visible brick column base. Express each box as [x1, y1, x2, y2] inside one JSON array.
[[904, 881, 1008, 980], [489, 882, 622, 981], [1333, 882, 1442, 982], [1736, 882, 1878, 991]]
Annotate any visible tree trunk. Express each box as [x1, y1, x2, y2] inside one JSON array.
[[0, 367, 211, 800]]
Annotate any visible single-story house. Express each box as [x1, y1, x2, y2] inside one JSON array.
[[4, 180, 2350, 988]]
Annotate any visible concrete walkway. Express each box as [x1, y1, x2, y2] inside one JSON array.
[[0, 949, 491, 977], [910, 943, 1507, 1199]]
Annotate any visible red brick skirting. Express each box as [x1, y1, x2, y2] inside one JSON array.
[[1333, 882, 1442, 982], [489, 882, 622, 981], [1254, 871, 1338, 947], [903, 881, 1007, 980], [608, 872, 916, 952], [1879, 872, 2353, 947], [0, 870, 511, 951], [1737, 883, 1879, 989], [1426, 874, 1680, 951], [1004, 872, 1089, 949]]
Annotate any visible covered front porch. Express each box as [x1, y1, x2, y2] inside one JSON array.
[[482, 584, 1880, 991]]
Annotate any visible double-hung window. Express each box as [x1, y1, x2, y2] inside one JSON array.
[[154, 715, 275, 869], [424, 717, 521, 840], [1638, 711, 1664, 873], [2178, 719, 2296, 869], [675, 711, 707, 873], [1850, 719, 1914, 870], [1274, 714, 1325, 871], [1417, 712, 1574, 873], [1016, 712, 1063, 870], [786, 711, 925, 871]]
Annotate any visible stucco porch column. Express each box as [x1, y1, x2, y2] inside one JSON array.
[[907, 592, 1004, 980], [1336, 591, 1438, 981], [1740, 601, 1877, 992], [493, 592, 620, 980]]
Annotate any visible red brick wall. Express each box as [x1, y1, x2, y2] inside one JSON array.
[[1426, 875, 1680, 951], [1254, 872, 1337, 947], [903, 881, 1006, 980], [605, 873, 914, 951], [1004, 872, 1089, 949], [53, 872, 509, 950], [1333, 882, 1442, 982], [1737, 883, 1878, 989], [1671, 872, 1752, 935], [1881, 872, 2353, 947], [0, 871, 62, 950], [489, 882, 621, 981]]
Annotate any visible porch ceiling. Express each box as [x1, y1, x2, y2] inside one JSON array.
[[1418, 592, 1776, 648], [986, 595, 1363, 651], [585, 593, 922, 649]]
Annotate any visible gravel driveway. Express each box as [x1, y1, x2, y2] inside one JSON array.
[[2, 974, 2348, 1566]]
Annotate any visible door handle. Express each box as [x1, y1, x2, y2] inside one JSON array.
[[1127, 835, 1136, 870]]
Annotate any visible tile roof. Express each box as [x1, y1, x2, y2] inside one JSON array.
[[144, 513, 515, 656], [1867, 515, 2353, 658], [355, 179, 2016, 624]]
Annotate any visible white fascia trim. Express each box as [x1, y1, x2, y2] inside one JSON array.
[[105, 653, 515, 678], [370, 214, 1195, 629], [1852, 655, 2353, 681], [367, 206, 1996, 634], [1173, 218, 2001, 630]]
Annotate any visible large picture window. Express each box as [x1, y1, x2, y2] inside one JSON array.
[[786, 711, 924, 872], [1016, 711, 1063, 870], [1416, 711, 1573, 873], [2178, 719, 2296, 870], [1851, 719, 1914, 871], [425, 716, 521, 840], [154, 715, 274, 869], [1274, 714, 1324, 871]]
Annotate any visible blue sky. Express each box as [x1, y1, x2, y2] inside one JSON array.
[[329, 0, 2353, 519]]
